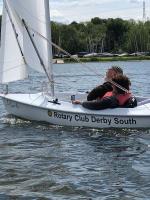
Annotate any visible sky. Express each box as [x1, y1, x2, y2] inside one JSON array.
[[0, 0, 149, 23], [50, 0, 150, 23]]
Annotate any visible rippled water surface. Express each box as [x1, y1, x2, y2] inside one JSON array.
[[0, 61, 150, 199]]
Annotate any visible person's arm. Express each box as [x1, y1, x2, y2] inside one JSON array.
[[82, 96, 118, 110], [87, 82, 113, 101], [123, 96, 137, 108]]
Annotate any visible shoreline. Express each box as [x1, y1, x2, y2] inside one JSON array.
[[63, 56, 150, 63]]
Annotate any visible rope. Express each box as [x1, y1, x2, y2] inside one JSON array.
[[2, 2, 129, 93], [27, 25, 130, 93], [22, 19, 53, 85]]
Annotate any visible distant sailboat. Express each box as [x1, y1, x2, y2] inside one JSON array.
[[53, 59, 64, 64], [0, 0, 150, 129]]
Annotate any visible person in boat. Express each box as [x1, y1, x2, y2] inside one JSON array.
[[87, 66, 123, 101], [72, 74, 137, 110]]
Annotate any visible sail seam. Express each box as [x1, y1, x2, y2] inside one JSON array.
[[0, 63, 25, 73]]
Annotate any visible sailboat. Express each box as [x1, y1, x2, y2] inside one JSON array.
[[0, 0, 150, 129]]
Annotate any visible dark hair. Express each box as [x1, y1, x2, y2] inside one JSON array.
[[110, 66, 123, 74], [112, 74, 131, 94]]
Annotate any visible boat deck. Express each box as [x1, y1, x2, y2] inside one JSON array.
[[0, 92, 150, 117]]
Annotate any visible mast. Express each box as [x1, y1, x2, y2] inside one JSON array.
[[45, 0, 54, 97], [143, 0, 146, 22]]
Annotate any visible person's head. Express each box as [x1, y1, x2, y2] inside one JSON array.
[[105, 66, 123, 81], [112, 74, 131, 94]]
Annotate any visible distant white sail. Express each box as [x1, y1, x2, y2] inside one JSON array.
[[0, 0, 53, 83], [0, 1, 27, 83]]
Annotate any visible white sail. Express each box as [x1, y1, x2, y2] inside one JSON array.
[[0, 0, 53, 83], [9, 0, 53, 74], [0, 1, 27, 83]]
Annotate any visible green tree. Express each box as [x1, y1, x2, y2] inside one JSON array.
[[125, 21, 150, 52], [105, 18, 130, 52]]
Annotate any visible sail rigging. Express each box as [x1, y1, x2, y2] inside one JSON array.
[[0, 0, 54, 95]]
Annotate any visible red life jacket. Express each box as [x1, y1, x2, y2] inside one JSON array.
[[103, 91, 113, 98], [101, 91, 132, 106], [116, 93, 132, 106]]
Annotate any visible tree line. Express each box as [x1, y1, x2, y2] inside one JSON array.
[[0, 16, 150, 55], [51, 17, 150, 55]]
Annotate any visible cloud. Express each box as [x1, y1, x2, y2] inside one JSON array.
[[130, 0, 142, 3], [50, 0, 119, 7], [51, 10, 63, 18], [50, 8, 69, 23], [50, 0, 150, 23], [0, 0, 149, 23]]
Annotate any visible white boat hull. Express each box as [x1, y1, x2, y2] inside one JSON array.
[[1, 93, 150, 128]]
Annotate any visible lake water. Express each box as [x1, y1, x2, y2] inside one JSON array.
[[0, 61, 150, 199]]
